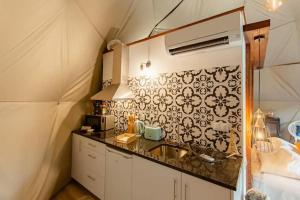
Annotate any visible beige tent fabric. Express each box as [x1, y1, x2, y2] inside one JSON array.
[[0, 0, 132, 199], [117, 0, 244, 43], [254, 65, 300, 141]]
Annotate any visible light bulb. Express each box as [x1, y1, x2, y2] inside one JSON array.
[[266, 0, 283, 12], [254, 128, 266, 140]]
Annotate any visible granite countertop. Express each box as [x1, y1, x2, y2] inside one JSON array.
[[73, 130, 242, 191]]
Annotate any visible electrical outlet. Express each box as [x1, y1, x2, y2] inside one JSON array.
[[212, 122, 232, 132]]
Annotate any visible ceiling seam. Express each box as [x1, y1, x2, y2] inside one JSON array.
[[116, 0, 138, 38], [72, 0, 105, 40]]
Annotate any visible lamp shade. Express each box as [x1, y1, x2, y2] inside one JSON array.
[[253, 108, 272, 152], [253, 108, 269, 140]]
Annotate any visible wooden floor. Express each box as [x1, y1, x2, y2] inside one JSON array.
[[51, 181, 99, 200]]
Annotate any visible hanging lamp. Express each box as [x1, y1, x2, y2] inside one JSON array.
[[252, 31, 272, 152]]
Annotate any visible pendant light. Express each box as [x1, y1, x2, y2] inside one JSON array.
[[266, 0, 284, 12], [252, 31, 272, 152]]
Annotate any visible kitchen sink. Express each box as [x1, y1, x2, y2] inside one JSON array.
[[149, 144, 188, 160]]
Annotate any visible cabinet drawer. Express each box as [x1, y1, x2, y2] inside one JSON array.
[[82, 148, 105, 177], [80, 135, 105, 154], [82, 171, 105, 200]]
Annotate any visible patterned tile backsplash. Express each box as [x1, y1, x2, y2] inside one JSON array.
[[103, 65, 242, 152]]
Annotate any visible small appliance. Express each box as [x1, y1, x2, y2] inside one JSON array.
[[85, 114, 115, 131], [144, 126, 162, 141], [134, 120, 145, 135]]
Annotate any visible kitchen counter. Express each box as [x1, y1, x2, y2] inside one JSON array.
[[72, 130, 242, 191]]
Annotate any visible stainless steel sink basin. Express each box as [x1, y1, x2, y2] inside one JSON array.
[[149, 144, 188, 160]]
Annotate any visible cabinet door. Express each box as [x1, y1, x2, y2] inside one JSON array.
[[132, 156, 181, 200], [182, 174, 231, 200], [105, 147, 133, 200], [71, 134, 83, 182], [71, 134, 106, 200]]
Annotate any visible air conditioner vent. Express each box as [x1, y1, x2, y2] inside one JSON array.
[[169, 36, 229, 55], [164, 12, 241, 55]]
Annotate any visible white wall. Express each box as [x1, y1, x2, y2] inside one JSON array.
[[127, 11, 243, 76], [128, 36, 243, 77]]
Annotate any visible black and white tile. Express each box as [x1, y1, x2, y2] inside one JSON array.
[[102, 65, 242, 153]]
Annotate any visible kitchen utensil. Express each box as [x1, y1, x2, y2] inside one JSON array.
[[127, 114, 135, 133]]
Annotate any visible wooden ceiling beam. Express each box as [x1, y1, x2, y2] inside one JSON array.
[[243, 20, 270, 32], [244, 20, 271, 70]]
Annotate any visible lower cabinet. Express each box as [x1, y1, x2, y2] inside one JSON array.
[[72, 135, 240, 200], [182, 174, 231, 200], [105, 147, 133, 200], [132, 156, 181, 200], [71, 134, 105, 199], [132, 156, 235, 200]]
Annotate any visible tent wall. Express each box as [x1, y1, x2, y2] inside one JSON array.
[[117, 0, 244, 43], [0, 0, 132, 199], [254, 65, 300, 141]]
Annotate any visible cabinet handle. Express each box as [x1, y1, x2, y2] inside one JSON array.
[[88, 142, 96, 148], [184, 184, 188, 200], [87, 175, 95, 181], [107, 149, 132, 159], [173, 179, 177, 200], [88, 154, 96, 159]]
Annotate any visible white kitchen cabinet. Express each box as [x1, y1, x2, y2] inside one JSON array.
[[71, 133, 83, 182], [71, 134, 106, 199], [103, 51, 113, 81], [132, 156, 181, 200], [181, 173, 231, 200], [105, 147, 133, 200], [72, 134, 241, 200]]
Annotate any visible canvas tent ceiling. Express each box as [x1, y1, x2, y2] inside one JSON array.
[[1, 0, 299, 199], [254, 64, 300, 141]]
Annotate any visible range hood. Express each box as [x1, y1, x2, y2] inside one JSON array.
[[91, 43, 134, 100]]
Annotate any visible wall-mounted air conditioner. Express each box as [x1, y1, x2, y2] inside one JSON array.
[[165, 12, 242, 55]]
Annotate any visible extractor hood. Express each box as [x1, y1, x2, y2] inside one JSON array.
[[91, 42, 134, 100]]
